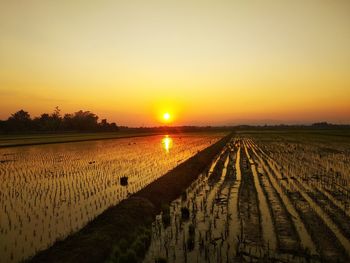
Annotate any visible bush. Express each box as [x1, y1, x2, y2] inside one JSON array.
[[118, 238, 128, 251], [162, 213, 170, 227], [118, 249, 137, 263], [124, 249, 138, 263], [111, 245, 121, 260], [155, 257, 167, 263], [139, 233, 151, 248], [181, 191, 187, 201], [188, 224, 195, 237], [120, 176, 128, 186], [181, 207, 190, 220], [161, 204, 171, 227], [132, 238, 146, 257], [187, 236, 195, 251]]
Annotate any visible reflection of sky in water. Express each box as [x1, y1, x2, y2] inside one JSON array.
[[162, 135, 173, 153], [0, 133, 223, 263]]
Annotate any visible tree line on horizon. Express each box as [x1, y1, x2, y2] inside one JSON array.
[[0, 107, 118, 133]]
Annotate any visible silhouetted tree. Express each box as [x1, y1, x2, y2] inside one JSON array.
[[62, 113, 74, 130], [109, 122, 118, 131], [71, 110, 99, 131], [0, 120, 5, 131], [51, 106, 62, 131], [0, 108, 118, 133], [98, 119, 119, 131], [100, 119, 109, 131], [6, 110, 32, 132], [33, 113, 50, 131], [32, 107, 62, 132]]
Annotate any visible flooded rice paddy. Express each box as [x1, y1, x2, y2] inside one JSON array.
[[144, 135, 350, 263], [0, 133, 224, 262]]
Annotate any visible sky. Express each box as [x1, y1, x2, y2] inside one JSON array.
[[0, 0, 349, 126]]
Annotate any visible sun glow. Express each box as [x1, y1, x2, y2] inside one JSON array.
[[163, 112, 171, 122]]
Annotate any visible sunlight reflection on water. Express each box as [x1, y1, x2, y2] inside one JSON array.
[[162, 135, 173, 153]]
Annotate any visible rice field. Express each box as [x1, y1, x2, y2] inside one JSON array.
[[144, 132, 350, 263], [0, 133, 225, 263]]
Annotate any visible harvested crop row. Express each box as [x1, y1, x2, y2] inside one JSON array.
[[245, 140, 301, 254], [250, 138, 350, 262]]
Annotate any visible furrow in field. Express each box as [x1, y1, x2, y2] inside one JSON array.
[[243, 141, 277, 251], [255, 138, 350, 220], [209, 150, 238, 263], [247, 140, 317, 255], [266, 142, 350, 220], [251, 140, 350, 261], [149, 140, 241, 263], [195, 141, 242, 263], [245, 140, 301, 254], [266, 148, 350, 242], [235, 145, 241, 182], [146, 142, 235, 263], [227, 144, 241, 250], [145, 154, 221, 262], [314, 184, 350, 218], [307, 188, 350, 241], [258, 144, 350, 257], [204, 150, 229, 217], [237, 142, 262, 247]]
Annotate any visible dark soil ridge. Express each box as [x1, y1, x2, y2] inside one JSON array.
[[27, 132, 233, 263], [238, 145, 262, 245]]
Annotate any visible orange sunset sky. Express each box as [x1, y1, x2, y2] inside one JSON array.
[[0, 1, 349, 126]]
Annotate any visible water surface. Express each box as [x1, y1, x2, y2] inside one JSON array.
[[0, 133, 225, 262]]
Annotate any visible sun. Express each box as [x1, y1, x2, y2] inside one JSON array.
[[163, 112, 171, 122]]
